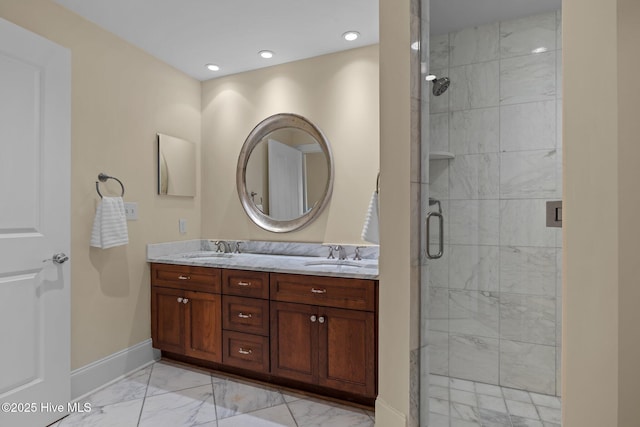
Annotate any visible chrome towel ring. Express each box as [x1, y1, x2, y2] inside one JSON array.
[[96, 173, 125, 198]]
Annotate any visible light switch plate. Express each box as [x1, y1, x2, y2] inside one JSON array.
[[124, 202, 138, 221], [179, 218, 187, 234]]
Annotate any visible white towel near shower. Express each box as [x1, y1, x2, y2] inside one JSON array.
[[361, 191, 379, 244], [90, 196, 129, 249]]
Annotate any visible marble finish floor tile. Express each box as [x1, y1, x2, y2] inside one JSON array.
[[56, 361, 377, 427], [428, 374, 562, 426]]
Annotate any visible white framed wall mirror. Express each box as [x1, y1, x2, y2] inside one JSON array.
[[237, 113, 334, 232], [157, 133, 196, 197]]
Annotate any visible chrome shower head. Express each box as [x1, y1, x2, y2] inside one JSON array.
[[431, 76, 450, 96]]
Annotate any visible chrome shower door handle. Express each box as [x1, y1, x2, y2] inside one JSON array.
[[425, 211, 444, 259]]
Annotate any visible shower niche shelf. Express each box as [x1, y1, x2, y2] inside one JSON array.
[[429, 151, 455, 160]]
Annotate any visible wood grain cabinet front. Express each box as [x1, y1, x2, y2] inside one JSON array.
[[222, 295, 269, 336], [151, 263, 222, 363]]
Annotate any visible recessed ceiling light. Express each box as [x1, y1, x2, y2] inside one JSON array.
[[342, 31, 360, 41], [259, 50, 274, 59], [206, 64, 220, 71], [425, 74, 436, 81], [532, 47, 548, 54]]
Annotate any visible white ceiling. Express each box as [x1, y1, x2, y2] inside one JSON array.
[[53, 0, 560, 82]]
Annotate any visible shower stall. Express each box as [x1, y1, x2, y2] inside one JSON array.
[[418, 1, 563, 425]]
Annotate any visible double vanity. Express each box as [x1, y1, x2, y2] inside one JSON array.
[[147, 240, 379, 406]]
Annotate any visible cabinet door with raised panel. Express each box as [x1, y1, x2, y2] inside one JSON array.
[[184, 290, 222, 363], [270, 301, 318, 384], [151, 287, 185, 354], [318, 307, 376, 398]]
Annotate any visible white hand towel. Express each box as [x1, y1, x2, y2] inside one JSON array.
[[90, 196, 129, 249], [361, 191, 379, 244]]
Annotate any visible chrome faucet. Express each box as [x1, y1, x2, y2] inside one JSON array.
[[233, 241, 243, 254], [214, 240, 231, 253], [353, 246, 364, 261], [334, 245, 347, 260]]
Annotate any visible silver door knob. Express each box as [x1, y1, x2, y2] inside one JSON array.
[[177, 297, 183, 303], [44, 253, 69, 264], [310, 315, 317, 322], [318, 316, 325, 324], [182, 298, 189, 304]]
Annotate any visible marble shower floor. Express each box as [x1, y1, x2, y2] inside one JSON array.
[[50, 361, 375, 427], [428, 374, 561, 427]]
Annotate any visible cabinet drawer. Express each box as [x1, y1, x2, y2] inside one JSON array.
[[222, 330, 269, 372], [270, 273, 376, 311], [222, 295, 269, 336], [222, 270, 269, 299], [151, 263, 221, 293]]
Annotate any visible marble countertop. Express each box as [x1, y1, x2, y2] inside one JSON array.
[[148, 251, 379, 280]]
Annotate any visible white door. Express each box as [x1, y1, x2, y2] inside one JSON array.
[[268, 139, 304, 220], [0, 18, 71, 427]]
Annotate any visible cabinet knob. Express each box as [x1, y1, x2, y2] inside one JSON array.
[[310, 315, 317, 322], [238, 348, 253, 355], [182, 298, 189, 304], [177, 297, 183, 303], [311, 288, 327, 294], [318, 316, 326, 324], [178, 275, 190, 280], [238, 312, 252, 319]]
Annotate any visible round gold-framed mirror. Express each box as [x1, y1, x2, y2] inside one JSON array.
[[236, 113, 334, 233]]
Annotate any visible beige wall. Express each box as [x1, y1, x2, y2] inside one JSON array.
[[201, 45, 379, 244], [376, 0, 413, 425], [0, 0, 202, 370], [564, 0, 640, 425]]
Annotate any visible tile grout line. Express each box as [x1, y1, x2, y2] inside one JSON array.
[[136, 362, 155, 426], [210, 373, 219, 427]]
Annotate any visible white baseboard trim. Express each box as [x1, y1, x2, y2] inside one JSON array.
[[71, 339, 160, 400], [375, 397, 407, 427]]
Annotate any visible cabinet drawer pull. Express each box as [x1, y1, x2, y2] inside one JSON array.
[[311, 288, 327, 294], [237, 312, 252, 319], [177, 297, 183, 303], [178, 275, 191, 280], [237, 281, 251, 287], [238, 348, 253, 355]]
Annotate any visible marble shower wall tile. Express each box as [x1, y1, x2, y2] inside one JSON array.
[[500, 149, 559, 198], [556, 10, 563, 51], [499, 200, 558, 247], [500, 101, 556, 152], [449, 200, 499, 245], [449, 61, 499, 110], [450, 22, 499, 66], [556, 50, 563, 98], [448, 245, 499, 292], [429, 158, 449, 199], [499, 293, 556, 345], [429, 286, 449, 332], [449, 153, 499, 199], [500, 246, 556, 296], [449, 290, 499, 338], [499, 12, 557, 58], [428, 330, 449, 375], [430, 33, 450, 69], [449, 108, 499, 154], [500, 340, 556, 395], [500, 52, 556, 105], [430, 112, 449, 153], [449, 334, 499, 384]]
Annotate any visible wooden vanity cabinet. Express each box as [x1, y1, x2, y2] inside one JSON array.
[[151, 264, 223, 363], [151, 264, 378, 403], [270, 273, 377, 399]]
